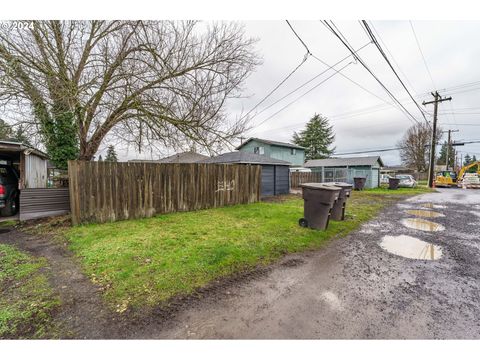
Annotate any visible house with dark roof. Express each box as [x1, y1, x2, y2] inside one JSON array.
[[304, 156, 384, 189], [129, 151, 209, 164], [199, 151, 291, 197], [236, 138, 305, 167]]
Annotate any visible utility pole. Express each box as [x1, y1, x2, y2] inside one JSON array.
[[445, 129, 459, 171], [423, 91, 452, 187]]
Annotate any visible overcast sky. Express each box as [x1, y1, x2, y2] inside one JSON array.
[[116, 20, 480, 165]]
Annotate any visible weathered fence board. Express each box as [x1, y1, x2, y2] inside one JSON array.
[[290, 172, 323, 189], [20, 188, 70, 221], [68, 161, 261, 225]]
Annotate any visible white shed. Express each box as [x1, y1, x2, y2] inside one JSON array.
[[0, 140, 49, 189]]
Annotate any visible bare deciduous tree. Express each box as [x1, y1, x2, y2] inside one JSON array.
[[397, 122, 442, 172], [0, 21, 260, 163]]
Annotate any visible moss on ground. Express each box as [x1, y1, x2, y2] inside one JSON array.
[[0, 244, 60, 339]]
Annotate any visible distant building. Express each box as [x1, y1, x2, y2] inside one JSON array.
[[129, 151, 209, 164], [199, 151, 291, 197], [304, 156, 384, 189], [236, 138, 305, 167]]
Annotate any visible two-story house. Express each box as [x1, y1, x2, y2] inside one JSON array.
[[236, 138, 305, 167]]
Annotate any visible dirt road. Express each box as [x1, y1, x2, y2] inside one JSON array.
[[155, 188, 480, 339]]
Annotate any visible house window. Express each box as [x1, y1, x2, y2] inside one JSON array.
[[291, 148, 296, 155], [254, 146, 264, 155]]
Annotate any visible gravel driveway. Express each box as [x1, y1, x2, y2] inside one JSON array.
[[156, 188, 480, 339]]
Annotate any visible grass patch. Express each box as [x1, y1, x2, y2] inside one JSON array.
[[0, 244, 60, 339], [65, 187, 431, 310], [366, 184, 434, 196], [0, 220, 18, 229]]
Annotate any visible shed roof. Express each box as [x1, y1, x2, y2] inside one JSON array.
[[0, 140, 49, 159], [129, 151, 209, 164], [199, 151, 291, 166], [305, 156, 384, 168], [236, 137, 305, 150], [158, 151, 209, 163]]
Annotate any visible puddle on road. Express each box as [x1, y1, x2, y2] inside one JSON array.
[[320, 291, 343, 311], [380, 235, 442, 260], [419, 203, 447, 209], [401, 218, 445, 232], [405, 209, 445, 218]]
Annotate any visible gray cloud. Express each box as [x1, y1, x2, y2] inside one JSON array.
[[118, 20, 480, 165]]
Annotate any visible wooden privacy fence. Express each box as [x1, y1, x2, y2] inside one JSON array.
[[68, 161, 261, 225], [290, 172, 323, 189]]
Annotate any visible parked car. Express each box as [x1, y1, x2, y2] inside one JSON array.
[[0, 164, 19, 216], [380, 174, 391, 184], [396, 174, 417, 188]]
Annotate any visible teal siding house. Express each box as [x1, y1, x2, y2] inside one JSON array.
[[304, 156, 384, 189], [236, 138, 305, 167]]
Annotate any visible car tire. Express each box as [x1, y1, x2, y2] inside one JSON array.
[[0, 198, 17, 217]]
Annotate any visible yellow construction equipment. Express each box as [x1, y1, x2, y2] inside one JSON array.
[[434, 170, 458, 187], [434, 161, 480, 188]]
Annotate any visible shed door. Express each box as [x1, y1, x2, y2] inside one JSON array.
[[371, 169, 379, 188], [261, 165, 274, 196], [274, 166, 290, 195]]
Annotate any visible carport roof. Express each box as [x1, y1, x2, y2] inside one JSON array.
[[305, 156, 384, 168], [0, 140, 49, 159], [199, 151, 291, 166]]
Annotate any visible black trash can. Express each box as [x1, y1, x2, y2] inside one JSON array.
[[299, 183, 341, 230], [323, 182, 353, 221], [353, 177, 366, 191], [388, 177, 400, 190]]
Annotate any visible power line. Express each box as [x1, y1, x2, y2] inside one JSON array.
[[240, 54, 310, 121], [409, 20, 437, 90], [439, 123, 480, 126], [286, 20, 312, 55], [247, 42, 371, 123], [286, 21, 410, 119], [361, 20, 429, 124], [321, 20, 421, 125], [369, 21, 419, 96], [252, 62, 352, 129], [333, 146, 403, 156]]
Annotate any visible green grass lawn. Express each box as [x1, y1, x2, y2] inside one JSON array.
[[0, 244, 60, 338], [64, 186, 433, 310]]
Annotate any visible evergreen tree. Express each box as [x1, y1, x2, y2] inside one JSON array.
[[104, 145, 118, 162], [464, 154, 472, 166], [0, 119, 12, 140], [98, 155, 103, 162], [292, 114, 335, 160], [437, 141, 456, 168], [0, 120, 31, 145], [473, 155, 477, 162]]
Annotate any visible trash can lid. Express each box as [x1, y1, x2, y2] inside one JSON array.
[[326, 182, 353, 189], [300, 183, 342, 191]]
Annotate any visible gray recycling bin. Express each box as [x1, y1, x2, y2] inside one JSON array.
[[388, 177, 400, 190], [299, 183, 341, 230], [323, 182, 353, 221], [353, 177, 366, 191]]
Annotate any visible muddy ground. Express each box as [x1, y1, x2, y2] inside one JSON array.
[[1, 188, 480, 339], [154, 188, 480, 339]]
